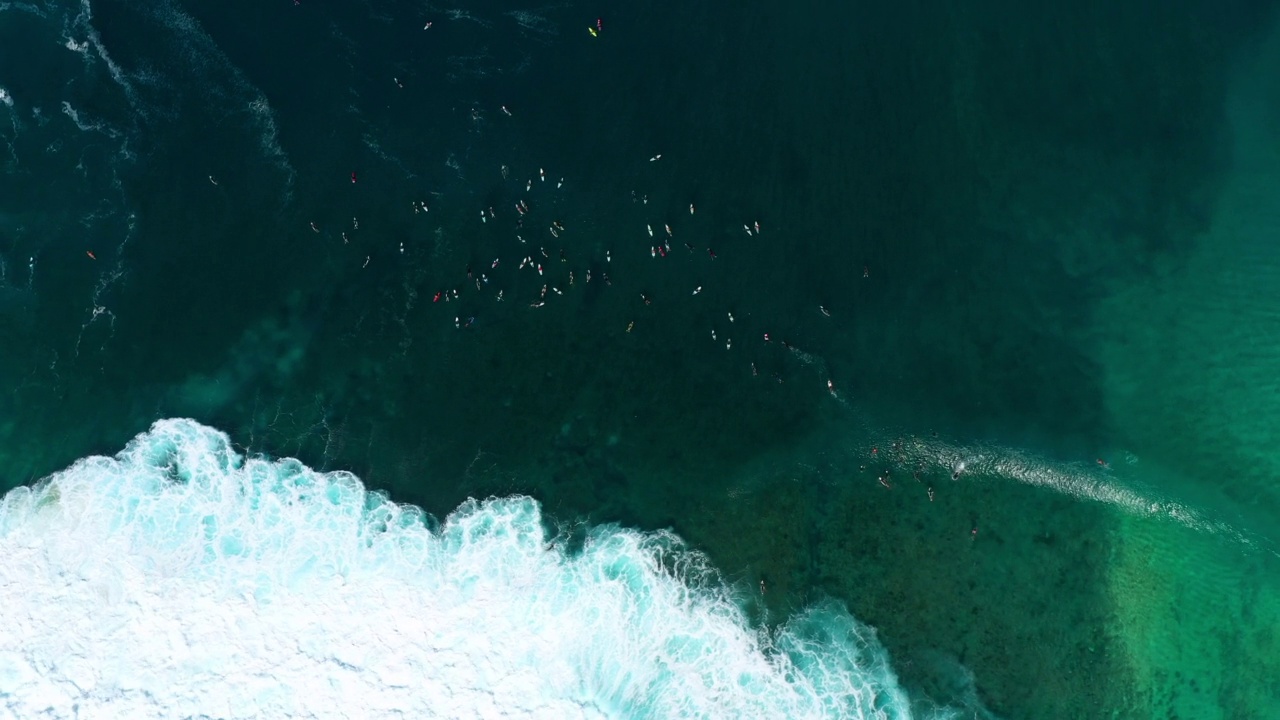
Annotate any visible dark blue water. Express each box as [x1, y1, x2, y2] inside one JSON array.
[[3, 0, 1280, 717]]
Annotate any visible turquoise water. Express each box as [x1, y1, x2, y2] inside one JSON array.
[[2, 0, 1280, 717]]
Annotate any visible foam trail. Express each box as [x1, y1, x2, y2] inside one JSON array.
[[506, 9, 559, 43], [140, 0, 296, 197], [0, 419, 952, 719], [59, 101, 120, 137], [0, 2, 45, 18], [882, 434, 1266, 552], [75, 0, 148, 121]]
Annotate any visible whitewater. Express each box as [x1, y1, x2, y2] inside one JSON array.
[[0, 419, 942, 719]]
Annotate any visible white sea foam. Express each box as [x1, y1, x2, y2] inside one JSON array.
[[439, 7, 493, 28], [898, 436, 1264, 552], [139, 0, 296, 197], [0, 419, 944, 719], [0, 88, 11, 108], [506, 9, 559, 41], [59, 100, 119, 138], [75, 0, 147, 121], [0, 2, 45, 18], [361, 132, 419, 181]]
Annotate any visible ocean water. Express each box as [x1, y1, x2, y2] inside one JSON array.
[[1, 0, 1279, 718]]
